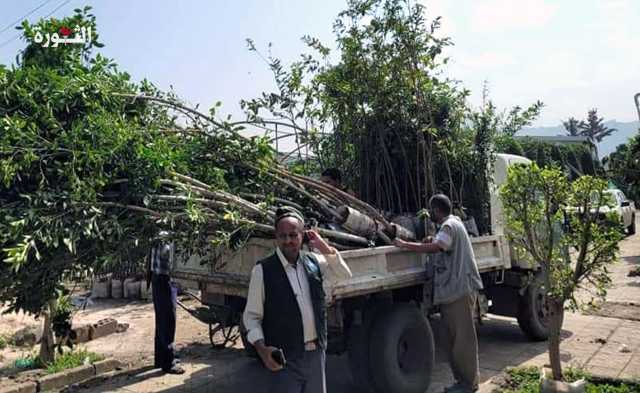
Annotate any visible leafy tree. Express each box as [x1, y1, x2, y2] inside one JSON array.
[[0, 9, 276, 362], [500, 164, 622, 381], [245, 0, 544, 235], [579, 109, 617, 143], [509, 138, 600, 178], [0, 9, 178, 362], [562, 117, 585, 137], [604, 131, 640, 202]]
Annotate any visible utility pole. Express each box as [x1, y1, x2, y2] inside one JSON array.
[[635, 93, 640, 122]]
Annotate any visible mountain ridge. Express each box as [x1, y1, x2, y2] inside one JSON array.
[[519, 120, 639, 157]]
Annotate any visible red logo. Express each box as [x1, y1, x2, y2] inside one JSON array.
[[59, 26, 72, 36]]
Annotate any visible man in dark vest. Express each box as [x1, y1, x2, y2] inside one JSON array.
[[243, 207, 352, 393]]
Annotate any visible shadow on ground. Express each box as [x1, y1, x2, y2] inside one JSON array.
[[83, 315, 558, 393]]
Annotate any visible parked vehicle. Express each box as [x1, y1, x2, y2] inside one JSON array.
[[603, 189, 636, 235], [173, 153, 546, 393]]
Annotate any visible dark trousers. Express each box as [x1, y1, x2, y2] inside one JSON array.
[[152, 274, 177, 370], [268, 349, 326, 393]]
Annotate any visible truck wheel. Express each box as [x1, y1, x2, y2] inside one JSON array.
[[368, 304, 435, 393], [347, 310, 377, 392], [517, 272, 558, 341], [629, 215, 636, 235]]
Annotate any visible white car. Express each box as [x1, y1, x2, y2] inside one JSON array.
[[602, 189, 636, 235]]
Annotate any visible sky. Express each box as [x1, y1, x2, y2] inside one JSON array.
[[1, 0, 639, 134]]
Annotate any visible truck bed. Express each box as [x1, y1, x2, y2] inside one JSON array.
[[172, 235, 511, 305]]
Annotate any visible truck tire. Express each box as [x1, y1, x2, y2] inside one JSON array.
[[368, 304, 435, 393], [517, 272, 557, 341], [629, 215, 636, 235], [347, 309, 378, 392]]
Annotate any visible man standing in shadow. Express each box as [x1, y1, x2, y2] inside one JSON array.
[[148, 231, 185, 375]]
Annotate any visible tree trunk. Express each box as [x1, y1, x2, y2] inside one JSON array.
[[39, 299, 57, 365], [547, 299, 565, 381]]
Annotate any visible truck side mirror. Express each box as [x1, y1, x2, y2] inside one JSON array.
[[621, 200, 630, 207]]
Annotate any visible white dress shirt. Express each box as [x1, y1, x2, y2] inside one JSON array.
[[243, 247, 352, 345]]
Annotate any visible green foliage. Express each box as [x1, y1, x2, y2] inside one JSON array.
[[563, 117, 585, 137], [501, 101, 545, 137], [245, 0, 543, 235], [500, 164, 623, 378], [246, 0, 465, 213], [16, 6, 104, 69], [605, 130, 640, 203], [580, 109, 617, 143], [51, 293, 75, 353], [506, 138, 600, 178], [0, 11, 276, 316], [496, 366, 640, 393], [563, 109, 617, 143], [0, 10, 171, 314], [45, 348, 103, 374], [0, 334, 9, 350], [500, 164, 621, 307], [497, 366, 540, 393]]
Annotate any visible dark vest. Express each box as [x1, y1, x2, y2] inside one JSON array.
[[260, 252, 327, 358]]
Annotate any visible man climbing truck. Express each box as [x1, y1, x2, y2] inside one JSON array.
[[172, 153, 548, 393]]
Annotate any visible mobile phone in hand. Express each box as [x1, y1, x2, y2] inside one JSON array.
[[271, 348, 286, 366]]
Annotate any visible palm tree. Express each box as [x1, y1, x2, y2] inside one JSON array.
[[580, 109, 617, 143], [562, 117, 584, 136]]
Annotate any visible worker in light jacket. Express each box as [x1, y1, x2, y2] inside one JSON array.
[[394, 194, 483, 393]]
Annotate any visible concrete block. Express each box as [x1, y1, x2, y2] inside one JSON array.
[[37, 365, 95, 391], [139, 282, 151, 301], [111, 279, 123, 299], [0, 381, 37, 393], [12, 326, 41, 347], [122, 278, 134, 298], [124, 279, 140, 299], [92, 358, 122, 375], [71, 324, 92, 344], [91, 279, 110, 298], [89, 318, 118, 341], [17, 382, 37, 393]]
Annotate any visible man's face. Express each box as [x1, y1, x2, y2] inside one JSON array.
[[429, 205, 444, 224], [275, 217, 304, 261], [321, 175, 338, 188]]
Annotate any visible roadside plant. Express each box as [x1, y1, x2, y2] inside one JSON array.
[[500, 163, 622, 380]]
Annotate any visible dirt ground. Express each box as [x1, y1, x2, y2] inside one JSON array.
[[0, 296, 219, 372], [1, 216, 639, 392]]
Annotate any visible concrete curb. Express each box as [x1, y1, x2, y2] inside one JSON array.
[[61, 362, 154, 392], [0, 381, 37, 393], [37, 365, 94, 392], [0, 358, 124, 393], [589, 372, 640, 386]]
